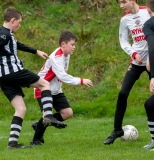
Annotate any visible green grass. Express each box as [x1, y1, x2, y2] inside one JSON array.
[[0, 1, 152, 159], [0, 116, 154, 160]]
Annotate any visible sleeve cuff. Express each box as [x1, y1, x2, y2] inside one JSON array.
[[80, 78, 83, 85], [132, 52, 137, 59]]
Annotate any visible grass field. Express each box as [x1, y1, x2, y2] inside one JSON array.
[[0, 115, 154, 160], [0, 1, 153, 159]]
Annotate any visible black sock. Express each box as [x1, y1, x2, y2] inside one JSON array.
[[8, 116, 23, 145], [32, 117, 47, 142], [53, 113, 64, 121]]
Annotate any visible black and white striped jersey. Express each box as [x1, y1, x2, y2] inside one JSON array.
[[0, 26, 37, 77], [143, 16, 154, 78]]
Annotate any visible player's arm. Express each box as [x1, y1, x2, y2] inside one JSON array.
[[146, 55, 150, 72], [51, 56, 93, 86], [17, 41, 49, 59], [143, 20, 154, 93], [119, 19, 138, 59], [0, 32, 10, 46], [146, 34, 154, 77], [17, 41, 37, 53]]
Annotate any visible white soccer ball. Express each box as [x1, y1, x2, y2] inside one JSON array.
[[120, 125, 138, 141]]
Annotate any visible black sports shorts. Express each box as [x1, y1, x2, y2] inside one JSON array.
[[37, 93, 70, 112], [0, 69, 40, 102]]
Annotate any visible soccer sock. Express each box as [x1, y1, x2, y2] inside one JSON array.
[[33, 117, 47, 141], [53, 113, 64, 121], [32, 113, 65, 142], [144, 95, 154, 141], [8, 116, 23, 145], [41, 90, 53, 116], [148, 121, 154, 141]]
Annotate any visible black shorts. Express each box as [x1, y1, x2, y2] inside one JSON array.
[[0, 69, 40, 102], [37, 93, 70, 112]]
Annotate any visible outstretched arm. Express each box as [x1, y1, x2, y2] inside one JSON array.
[[36, 50, 49, 60], [17, 41, 49, 59], [82, 79, 93, 87]]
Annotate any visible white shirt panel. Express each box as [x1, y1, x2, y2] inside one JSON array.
[[119, 7, 150, 66]]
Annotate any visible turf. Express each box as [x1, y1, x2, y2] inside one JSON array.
[[0, 116, 154, 160]]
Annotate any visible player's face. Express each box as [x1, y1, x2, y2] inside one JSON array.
[[62, 39, 76, 55], [11, 16, 22, 32], [119, 0, 136, 13]]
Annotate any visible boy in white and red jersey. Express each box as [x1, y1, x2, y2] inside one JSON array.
[[142, 0, 154, 150], [30, 30, 93, 145], [104, 0, 150, 145]]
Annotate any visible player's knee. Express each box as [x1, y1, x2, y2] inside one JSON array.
[[119, 90, 128, 99], [16, 105, 27, 116], [67, 109, 73, 118], [38, 78, 50, 90], [65, 109, 73, 118], [42, 79, 50, 87], [61, 108, 73, 120], [144, 99, 152, 111], [21, 105, 26, 113]]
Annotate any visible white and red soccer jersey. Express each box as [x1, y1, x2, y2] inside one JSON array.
[[35, 48, 82, 98], [119, 6, 150, 66]]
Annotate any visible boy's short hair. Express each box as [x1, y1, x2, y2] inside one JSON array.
[[4, 7, 22, 22], [59, 30, 78, 46], [147, 0, 154, 12]]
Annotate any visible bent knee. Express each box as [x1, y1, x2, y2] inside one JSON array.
[[144, 100, 152, 110], [67, 109, 73, 117], [61, 108, 73, 120], [20, 106, 27, 113], [37, 78, 50, 90], [15, 105, 27, 117], [65, 108, 73, 118], [119, 90, 128, 98]]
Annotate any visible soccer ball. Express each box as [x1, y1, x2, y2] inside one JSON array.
[[120, 125, 138, 141]]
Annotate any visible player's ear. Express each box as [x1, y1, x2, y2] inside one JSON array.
[[10, 18, 16, 23], [61, 41, 65, 47], [147, 7, 152, 15]]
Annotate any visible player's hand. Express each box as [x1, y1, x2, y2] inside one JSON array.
[[135, 54, 142, 64], [83, 79, 93, 87], [36, 50, 49, 59], [150, 78, 154, 93]]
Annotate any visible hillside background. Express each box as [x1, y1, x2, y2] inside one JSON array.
[[0, 0, 150, 120]]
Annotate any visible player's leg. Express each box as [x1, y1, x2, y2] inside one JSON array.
[[104, 65, 146, 145], [0, 81, 31, 149], [12, 69, 66, 128], [31, 93, 71, 145], [31, 98, 46, 146], [52, 93, 73, 122], [7, 95, 32, 148], [30, 78, 64, 127], [1, 84, 29, 149], [143, 95, 154, 150], [7, 69, 64, 128]]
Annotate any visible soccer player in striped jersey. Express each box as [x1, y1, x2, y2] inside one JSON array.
[[0, 7, 66, 149], [104, 0, 150, 145], [142, 0, 154, 150], [30, 30, 93, 146]]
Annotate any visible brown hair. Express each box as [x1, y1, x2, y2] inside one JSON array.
[[59, 30, 78, 46], [147, 0, 154, 12], [4, 7, 22, 22]]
